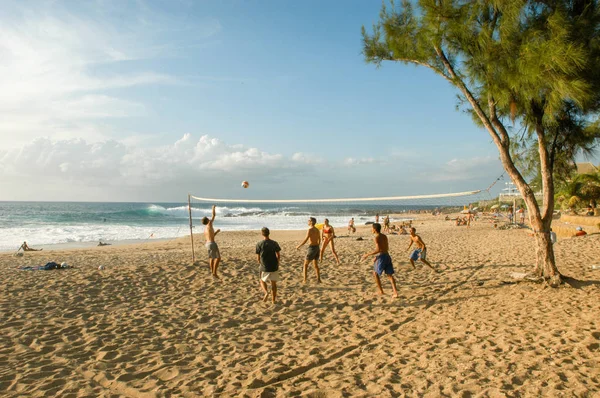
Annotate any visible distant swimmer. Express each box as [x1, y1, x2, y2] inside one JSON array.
[[407, 227, 437, 272], [256, 227, 281, 303], [18, 241, 42, 252], [362, 223, 399, 298], [202, 205, 222, 279], [348, 217, 356, 234], [320, 218, 341, 265], [296, 217, 321, 283]]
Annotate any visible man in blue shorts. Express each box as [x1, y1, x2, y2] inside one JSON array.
[[362, 223, 399, 298], [407, 227, 437, 271]]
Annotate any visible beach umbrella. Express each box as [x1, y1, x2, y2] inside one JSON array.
[[490, 204, 499, 210]]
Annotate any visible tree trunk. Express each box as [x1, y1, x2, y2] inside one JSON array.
[[481, 113, 561, 285], [503, 155, 562, 287], [529, 214, 561, 284], [532, 115, 561, 286], [434, 46, 562, 286]]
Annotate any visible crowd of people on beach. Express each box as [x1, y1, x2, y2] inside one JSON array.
[[201, 206, 436, 303]]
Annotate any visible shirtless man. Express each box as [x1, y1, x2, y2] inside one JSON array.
[[362, 223, 399, 298], [407, 227, 437, 271], [201, 205, 221, 278], [348, 217, 356, 234], [296, 217, 321, 283]]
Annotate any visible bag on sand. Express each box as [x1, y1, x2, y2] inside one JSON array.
[[43, 262, 60, 270]]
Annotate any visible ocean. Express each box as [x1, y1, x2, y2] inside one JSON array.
[[0, 201, 432, 252]]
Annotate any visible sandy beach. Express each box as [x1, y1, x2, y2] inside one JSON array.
[[1, 215, 599, 397]]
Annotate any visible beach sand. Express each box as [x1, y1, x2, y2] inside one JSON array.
[[1, 216, 599, 397]]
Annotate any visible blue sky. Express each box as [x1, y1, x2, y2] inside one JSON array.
[[0, 0, 557, 202]]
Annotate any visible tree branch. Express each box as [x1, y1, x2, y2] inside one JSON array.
[[434, 45, 502, 145], [383, 58, 454, 84], [435, 45, 542, 222], [532, 103, 555, 223]]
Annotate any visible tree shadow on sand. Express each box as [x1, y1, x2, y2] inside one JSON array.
[[561, 275, 600, 289]]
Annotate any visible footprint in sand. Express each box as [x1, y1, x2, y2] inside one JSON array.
[[154, 367, 180, 381]]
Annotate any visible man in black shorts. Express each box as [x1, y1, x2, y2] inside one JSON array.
[[296, 217, 321, 283], [256, 227, 281, 303]]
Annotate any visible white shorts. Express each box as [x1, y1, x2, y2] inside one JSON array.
[[260, 271, 280, 282]]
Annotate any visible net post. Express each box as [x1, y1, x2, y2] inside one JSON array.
[[188, 194, 195, 263]]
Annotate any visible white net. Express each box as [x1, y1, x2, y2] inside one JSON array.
[[186, 189, 491, 261], [188, 189, 489, 231], [190, 190, 482, 204]]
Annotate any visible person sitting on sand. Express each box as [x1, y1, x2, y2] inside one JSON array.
[[362, 223, 399, 298], [19, 241, 42, 252], [407, 227, 437, 272], [296, 217, 321, 283], [399, 225, 408, 235], [348, 217, 356, 234], [202, 205, 222, 279], [575, 226, 587, 237], [256, 227, 281, 303], [320, 218, 341, 265]]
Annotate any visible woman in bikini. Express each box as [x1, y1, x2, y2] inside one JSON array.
[[320, 218, 341, 264]]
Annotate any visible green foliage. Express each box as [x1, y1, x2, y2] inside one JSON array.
[[555, 171, 600, 211], [362, 0, 600, 196]]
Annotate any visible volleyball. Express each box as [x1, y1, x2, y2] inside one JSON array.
[[98, 265, 105, 270], [241, 181, 249, 188]]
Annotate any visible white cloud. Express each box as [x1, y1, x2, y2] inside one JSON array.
[[422, 156, 501, 182], [291, 152, 323, 164], [0, 134, 321, 200], [0, 133, 504, 201], [0, 2, 214, 148], [343, 157, 376, 166]]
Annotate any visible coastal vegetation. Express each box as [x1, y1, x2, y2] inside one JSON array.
[[362, 0, 600, 286]]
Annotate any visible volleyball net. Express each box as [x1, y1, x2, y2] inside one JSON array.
[[186, 188, 493, 262]]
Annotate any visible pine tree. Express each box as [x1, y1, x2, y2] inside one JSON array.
[[362, 0, 600, 286]]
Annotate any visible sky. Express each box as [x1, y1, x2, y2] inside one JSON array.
[[0, 0, 575, 202]]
